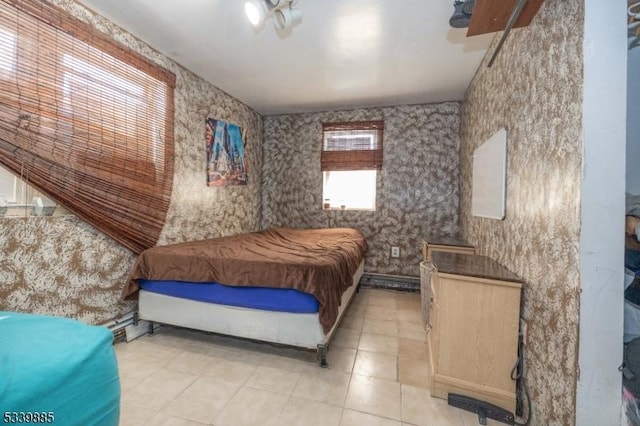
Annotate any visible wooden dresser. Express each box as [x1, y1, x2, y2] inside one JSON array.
[[422, 235, 476, 262], [420, 236, 475, 328], [426, 251, 522, 413]]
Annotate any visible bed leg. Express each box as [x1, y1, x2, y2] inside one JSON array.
[[148, 322, 155, 335], [132, 312, 139, 326], [317, 344, 329, 368]]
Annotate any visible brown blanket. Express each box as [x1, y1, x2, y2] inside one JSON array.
[[123, 227, 366, 333]]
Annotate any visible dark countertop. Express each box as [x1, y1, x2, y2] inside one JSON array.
[[432, 252, 522, 284], [425, 234, 474, 248]]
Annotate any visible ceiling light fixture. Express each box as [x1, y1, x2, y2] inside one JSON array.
[[244, 0, 302, 31]]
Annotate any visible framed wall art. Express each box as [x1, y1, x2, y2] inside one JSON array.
[[205, 117, 248, 187]]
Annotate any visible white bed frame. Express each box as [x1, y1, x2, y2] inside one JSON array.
[[137, 261, 364, 366]]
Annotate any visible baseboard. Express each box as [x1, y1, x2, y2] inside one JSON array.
[[360, 272, 419, 291]]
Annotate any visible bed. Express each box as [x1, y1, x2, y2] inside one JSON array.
[[123, 227, 366, 366]]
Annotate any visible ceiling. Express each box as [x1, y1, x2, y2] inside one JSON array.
[[75, 0, 494, 115]]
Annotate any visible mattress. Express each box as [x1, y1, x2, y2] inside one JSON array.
[[138, 261, 365, 350], [0, 311, 120, 426], [139, 279, 320, 313], [125, 227, 367, 333]]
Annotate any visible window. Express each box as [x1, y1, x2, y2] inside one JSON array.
[[321, 121, 383, 211], [0, 0, 175, 253], [0, 166, 23, 205], [0, 26, 15, 74], [0, 165, 64, 217]]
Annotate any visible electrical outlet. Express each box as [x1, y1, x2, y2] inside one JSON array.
[[391, 246, 400, 258]]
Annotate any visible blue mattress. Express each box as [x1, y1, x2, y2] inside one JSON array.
[[0, 311, 120, 426], [139, 279, 320, 313]]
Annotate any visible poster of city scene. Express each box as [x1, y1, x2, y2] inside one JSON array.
[[205, 117, 248, 187]]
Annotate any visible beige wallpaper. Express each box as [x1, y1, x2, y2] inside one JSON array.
[[262, 103, 461, 276], [0, 0, 263, 324], [459, 0, 583, 424]]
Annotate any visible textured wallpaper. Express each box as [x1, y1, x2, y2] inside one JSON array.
[[459, 0, 583, 424], [262, 103, 461, 277], [0, 217, 134, 324], [0, 0, 262, 324]]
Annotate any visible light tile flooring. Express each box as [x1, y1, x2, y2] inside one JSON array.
[[115, 288, 493, 426]]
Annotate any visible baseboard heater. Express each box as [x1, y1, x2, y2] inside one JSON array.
[[102, 312, 159, 343], [448, 394, 514, 425], [359, 272, 419, 291]]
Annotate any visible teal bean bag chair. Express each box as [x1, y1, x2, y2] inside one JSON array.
[[0, 312, 120, 425]]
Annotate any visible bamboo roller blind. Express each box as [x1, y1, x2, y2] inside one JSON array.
[[0, 0, 176, 253], [321, 121, 384, 171]]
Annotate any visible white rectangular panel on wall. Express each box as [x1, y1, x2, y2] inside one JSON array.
[[472, 128, 507, 219]]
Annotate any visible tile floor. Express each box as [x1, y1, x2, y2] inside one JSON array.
[[115, 288, 496, 426]]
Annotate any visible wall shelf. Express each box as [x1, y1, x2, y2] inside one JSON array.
[[467, 0, 545, 37]]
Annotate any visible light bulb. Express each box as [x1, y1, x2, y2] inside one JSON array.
[[245, 1, 265, 26]]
